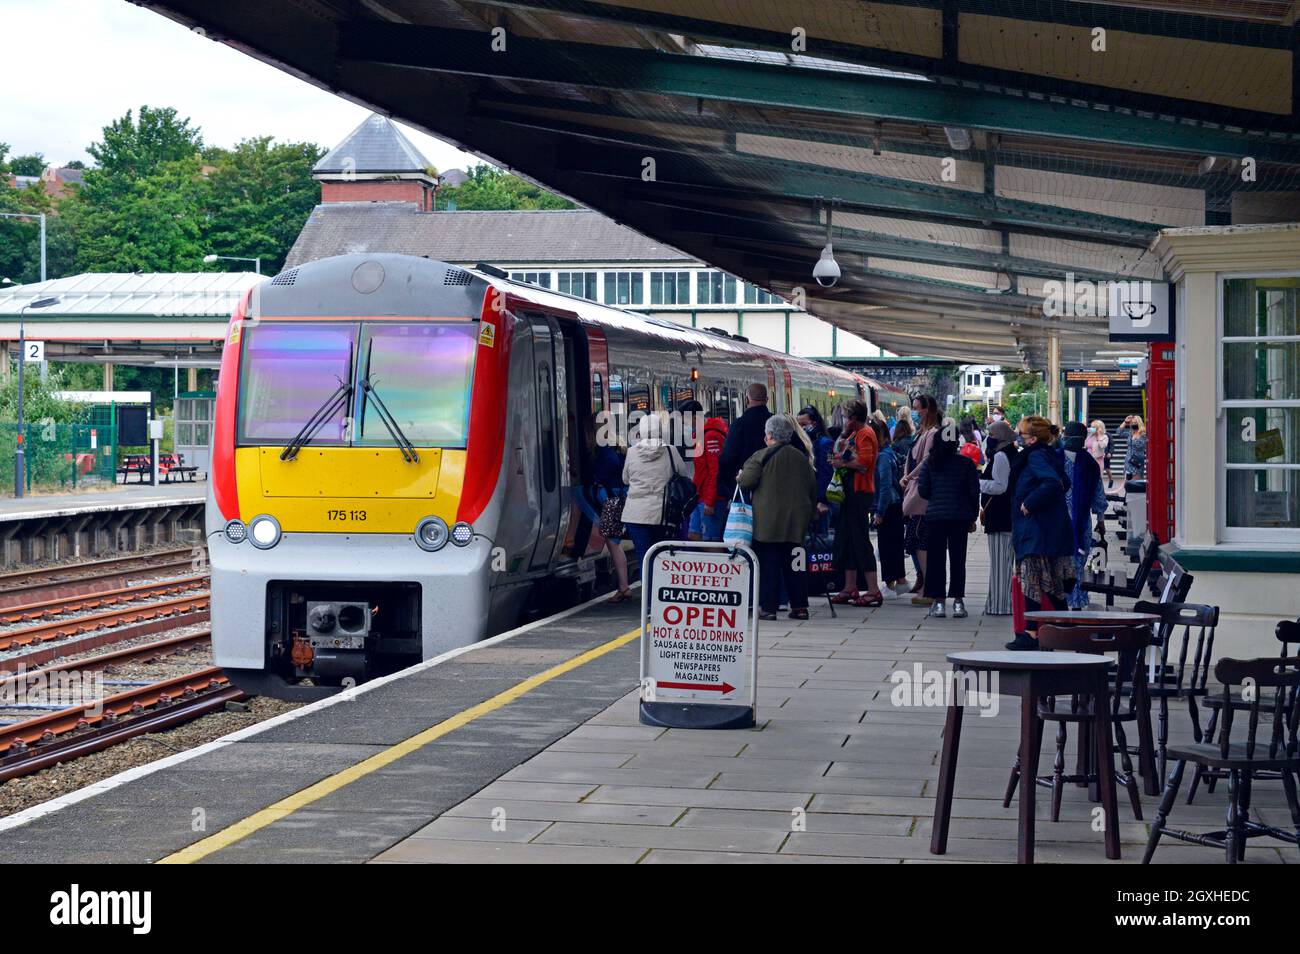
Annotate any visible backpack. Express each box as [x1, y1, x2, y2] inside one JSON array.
[[661, 446, 699, 529]]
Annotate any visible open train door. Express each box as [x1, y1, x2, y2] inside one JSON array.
[[524, 313, 570, 571]]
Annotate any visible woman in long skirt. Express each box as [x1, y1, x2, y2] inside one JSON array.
[[978, 421, 1018, 615]]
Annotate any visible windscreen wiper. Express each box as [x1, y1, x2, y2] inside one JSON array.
[[279, 380, 353, 461], [360, 378, 419, 463]]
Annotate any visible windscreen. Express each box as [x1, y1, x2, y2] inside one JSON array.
[[237, 320, 477, 449], [238, 322, 357, 445], [356, 323, 478, 447]]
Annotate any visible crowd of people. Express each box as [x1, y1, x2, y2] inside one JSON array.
[[582, 383, 1133, 647]]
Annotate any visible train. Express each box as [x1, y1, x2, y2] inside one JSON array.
[[205, 253, 873, 697]]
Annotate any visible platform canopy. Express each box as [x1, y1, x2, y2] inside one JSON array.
[[0, 271, 263, 365], [138, 0, 1300, 367]]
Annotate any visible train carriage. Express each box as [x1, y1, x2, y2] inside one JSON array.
[[207, 253, 868, 697]]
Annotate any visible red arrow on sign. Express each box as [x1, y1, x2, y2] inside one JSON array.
[[656, 681, 736, 694]]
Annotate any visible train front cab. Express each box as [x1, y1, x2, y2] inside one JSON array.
[[206, 255, 607, 697]]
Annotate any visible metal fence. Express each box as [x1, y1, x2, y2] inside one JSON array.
[[0, 423, 119, 493]]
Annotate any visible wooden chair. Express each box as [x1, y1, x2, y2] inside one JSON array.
[[1143, 656, 1300, 863], [1081, 532, 1160, 608], [1188, 619, 1295, 804], [1130, 601, 1217, 786], [1003, 623, 1155, 822]]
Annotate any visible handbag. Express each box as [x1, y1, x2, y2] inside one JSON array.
[[902, 459, 929, 517], [661, 446, 698, 529], [825, 468, 847, 505], [722, 485, 753, 546]]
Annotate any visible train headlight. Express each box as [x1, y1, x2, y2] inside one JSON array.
[[415, 516, 449, 552], [223, 520, 247, 544], [450, 522, 474, 547], [248, 514, 282, 550]]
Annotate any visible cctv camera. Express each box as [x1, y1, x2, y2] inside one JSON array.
[[813, 244, 840, 288]]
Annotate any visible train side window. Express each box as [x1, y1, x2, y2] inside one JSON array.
[[538, 363, 557, 493], [592, 371, 605, 415], [626, 384, 650, 414]]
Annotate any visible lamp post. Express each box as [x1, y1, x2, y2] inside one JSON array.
[[13, 296, 60, 498], [0, 213, 46, 282], [203, 253, 261, 275]]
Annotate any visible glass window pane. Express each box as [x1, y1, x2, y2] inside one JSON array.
[[238, 322, 357, 444], [1227, 467, 1300, 529], [558, 273, 571, 295], [584, 273, 597, 300], [1225, 407, 1300, 464], [724, 275, 737, 304], [178, 423, 193, 445], [356, 323, 477, 447], [195, 423, 210, 446], [604, 273, 615, 304], [537, 273, 551, 288], [744, 283, 756, 304], [1224, 341, 1300, 401], [631, 272, 643, 304], [1224, 278, 1300, 338], [650, 273, 663, 305], [677, 273, 690, 304], [617, 272, 629, 304]]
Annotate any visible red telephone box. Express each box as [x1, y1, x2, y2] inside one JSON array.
[[1146, 342, 1176, 543]]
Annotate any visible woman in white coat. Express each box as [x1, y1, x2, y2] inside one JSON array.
[[622, 412, 692, 566]]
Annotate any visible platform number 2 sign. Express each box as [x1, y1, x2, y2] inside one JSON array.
[[24, 341, 45, 362]]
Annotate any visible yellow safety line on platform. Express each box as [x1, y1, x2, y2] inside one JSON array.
[[157, 625, 642, 864]]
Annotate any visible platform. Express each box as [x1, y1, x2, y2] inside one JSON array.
[[0, 537, 1294, 865], [0, 481, 205, 521], [0, 482, 205, 568]]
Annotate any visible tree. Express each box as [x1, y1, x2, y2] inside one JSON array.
[[440, 164, 575, 210], [69, 153, 208, 272], [0, 176, 73, 284], [87, 106, 202, 181], [67, 107, 208, 273], [8, 153, 46, 177], [62, 160, 86, 170], [202, 137, 324, 274]]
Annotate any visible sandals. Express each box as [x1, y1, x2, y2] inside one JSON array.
[[829, 591, 860, 604], [609, 588, 633, 604], [853, 592, 884, 607], [788, 608, 809, 620]]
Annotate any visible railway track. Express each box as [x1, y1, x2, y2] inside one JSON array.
[[0, 592, 211, 654], [0, 574, 208, 625], [0, 547, 202, 610], [0, 664, 240, 784]]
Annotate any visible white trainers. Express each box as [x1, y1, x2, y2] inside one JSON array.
[[882, 588, 904, 600], [927, 601, 946, 618], [952, 600, 968, 619]]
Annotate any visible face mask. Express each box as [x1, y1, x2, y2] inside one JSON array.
[[803, 425, 816, 436], [1015, 435, 1027, 447], [990, 413, 1003, 422]]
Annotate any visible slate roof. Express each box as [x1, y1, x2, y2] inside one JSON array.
[[285, 205, 693, 268], [313, 114, 432, 175]]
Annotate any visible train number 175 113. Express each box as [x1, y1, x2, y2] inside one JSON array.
[[327, 509, 368, 522]]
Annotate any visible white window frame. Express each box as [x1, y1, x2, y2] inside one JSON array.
[[1216, 269, 1300, 544]]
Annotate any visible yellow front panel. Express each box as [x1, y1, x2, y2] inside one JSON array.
[[234, 447, 466, 533]]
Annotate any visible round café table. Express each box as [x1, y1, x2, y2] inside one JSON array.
[[930, 650, 1121, 864]]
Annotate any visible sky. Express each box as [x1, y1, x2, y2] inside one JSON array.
[[0, 0, 481, 172]]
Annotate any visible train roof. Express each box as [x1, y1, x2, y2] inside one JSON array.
[[473, 267, 875, 391]]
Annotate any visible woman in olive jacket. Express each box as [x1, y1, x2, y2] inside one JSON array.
[[738, 415, 818, 620]]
